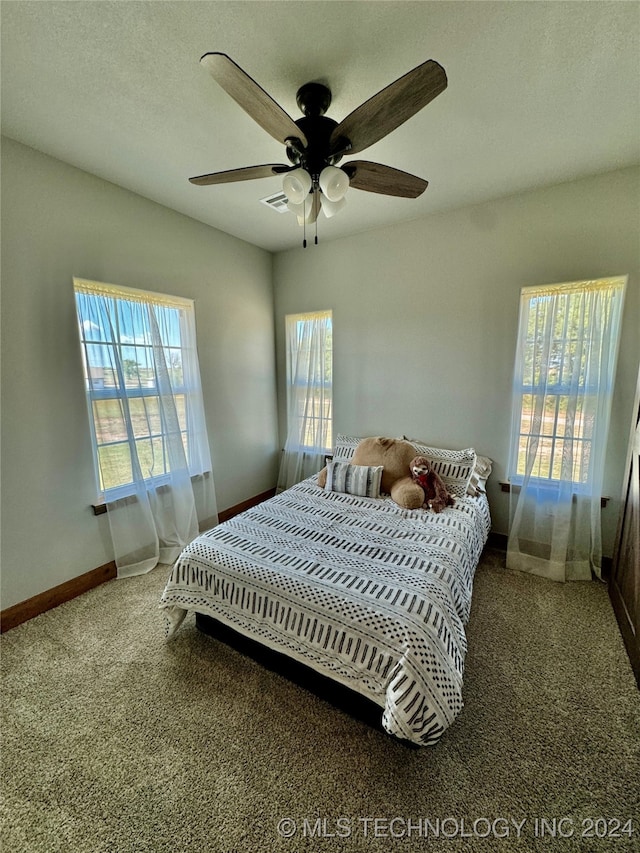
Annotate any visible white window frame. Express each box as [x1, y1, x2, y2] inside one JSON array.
[[508, 276, 626, 496], [284, 310, 333, 454], [74, 278, 209, 502]]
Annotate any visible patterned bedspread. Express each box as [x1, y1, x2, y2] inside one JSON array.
[[159, 477, 490, 746]]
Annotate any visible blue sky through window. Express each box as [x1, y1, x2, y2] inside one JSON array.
[[76, 291, 182, 371]]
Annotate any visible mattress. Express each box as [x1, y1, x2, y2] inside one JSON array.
[[160, 476, 491, 746]]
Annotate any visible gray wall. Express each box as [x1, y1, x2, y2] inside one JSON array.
[[1, 138, 279, 609], [274, 166, 640, 555]]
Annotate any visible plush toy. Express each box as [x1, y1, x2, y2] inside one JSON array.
[[318, 437, 425, 510], [410, 455, 455, 513]]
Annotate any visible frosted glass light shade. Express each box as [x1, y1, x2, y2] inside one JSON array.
[[287, 194, 315, 225], [282, 168, 312, 205], [320, 195, 346, 218], [319, 166, 349, 202]]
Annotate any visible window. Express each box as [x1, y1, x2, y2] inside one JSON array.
[[285, 310, 333, 452], [74, 278, 211, 500], [277, 310, 332, 491], [508, 277, 626, 493]]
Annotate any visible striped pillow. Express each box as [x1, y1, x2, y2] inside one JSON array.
[[406, 440, 477, 497], [332, 434, 362, 461], [325, 461, 383, 498]]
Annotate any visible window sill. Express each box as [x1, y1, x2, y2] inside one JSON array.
[[92, 471, 211, 516], [499, 481, 610, 507]]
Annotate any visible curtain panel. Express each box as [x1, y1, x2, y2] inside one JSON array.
[[74, 278, 217, 577], [277, 310, 332, 491], [507, 277, 626, 581]]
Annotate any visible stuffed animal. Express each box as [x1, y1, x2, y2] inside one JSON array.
[[318, 437, 425, 509], [410, 455, 455, 513]]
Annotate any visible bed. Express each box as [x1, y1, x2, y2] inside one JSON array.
[[160, 437, 491, 746]]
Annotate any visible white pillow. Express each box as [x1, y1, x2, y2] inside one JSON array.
[[467, 455, 493, 496]]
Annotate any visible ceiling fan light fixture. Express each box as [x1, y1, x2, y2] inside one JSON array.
[[320, 195, 347, 219], [319, 166, 350, 202], [282, 168, 312, 205]]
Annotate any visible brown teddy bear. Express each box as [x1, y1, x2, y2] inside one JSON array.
[[410, 455, 455, 513], [318, 437, 425, 509]]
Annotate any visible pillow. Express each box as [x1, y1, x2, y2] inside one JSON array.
[[332, 434, 363, 462], [325, 461, 383, 498], [467, 455, 493, 496], [405, 438, 477, 497]]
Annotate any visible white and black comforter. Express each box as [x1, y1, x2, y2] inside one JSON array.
[[160, 477, 490, 746]]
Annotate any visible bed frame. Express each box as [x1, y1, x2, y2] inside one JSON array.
[[194, 612, 419, 744]]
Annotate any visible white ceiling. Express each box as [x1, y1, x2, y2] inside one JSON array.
[[2, 1, 639, 253]]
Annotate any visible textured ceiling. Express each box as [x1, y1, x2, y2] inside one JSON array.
[[2, 1, 639, 252]]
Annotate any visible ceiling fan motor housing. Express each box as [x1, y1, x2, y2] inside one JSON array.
[[287, 82, 349, 177]]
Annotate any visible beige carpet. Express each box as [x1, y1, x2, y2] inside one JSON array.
[[2, 549, 639, 853]]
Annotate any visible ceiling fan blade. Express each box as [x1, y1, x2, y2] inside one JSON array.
[[330, 60, 447, 155], [189, 164, 292, 186], [342, 161, 428, 198], [200, 53, 308, 148]]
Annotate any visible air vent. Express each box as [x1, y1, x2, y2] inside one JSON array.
[[260, 192, 290, 213]]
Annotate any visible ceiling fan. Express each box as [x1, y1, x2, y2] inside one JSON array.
[[189, 53, 447, 244]]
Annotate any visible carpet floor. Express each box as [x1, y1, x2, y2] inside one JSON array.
[[1, 548, 638, 853]]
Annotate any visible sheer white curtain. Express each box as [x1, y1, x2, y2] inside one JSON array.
[[74, 279, 217, 577], [277, 310, 332, 491], [507, 277, 626, 581]]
